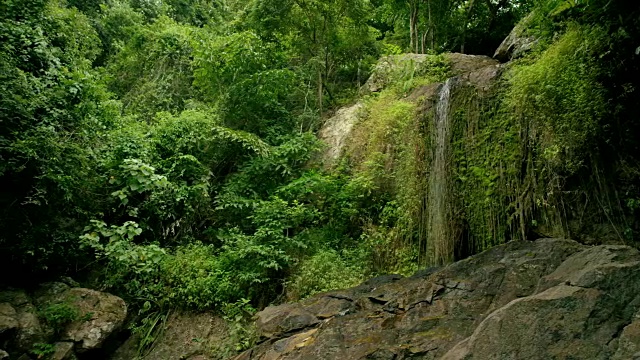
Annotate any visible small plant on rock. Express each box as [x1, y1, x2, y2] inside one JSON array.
[[39, 303, 78, 334], [31, 342, 55, 359]]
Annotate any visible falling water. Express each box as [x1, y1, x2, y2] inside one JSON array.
[[428, 77, 455, 265]]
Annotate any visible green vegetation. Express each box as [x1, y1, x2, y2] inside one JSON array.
[[1, 0, 639, 357], [31, 343, 56, 359], [38, 298, 93, 338], [375, 0, 532, 55], [40, 302, 79, 331], [440, 1, 640, 259], [286, 248, 365, 300]]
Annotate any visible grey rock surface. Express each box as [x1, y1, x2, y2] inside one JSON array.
[[59, 288, 127, 351], [234, 239, 640, 360], [494, 13, 538, 62], [110, 312, 230, 360], [1, 284, 126, 358]]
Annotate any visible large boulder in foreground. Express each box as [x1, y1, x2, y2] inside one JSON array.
[[235, 239, 640, 360], [58, 288, 127, 351], [442, 245, 640, 359], [0, 284, 126, 359]]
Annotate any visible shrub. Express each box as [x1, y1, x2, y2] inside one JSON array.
[[286, 248, 365, 300], [31, 343, 56, 359], [160, 244, 220, 310], [40, 303, 78, 333]]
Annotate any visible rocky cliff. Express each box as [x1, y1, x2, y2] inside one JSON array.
[[319, 51, 507, 265], [236, 238, 640, 360], [319, 7, 634, 267]]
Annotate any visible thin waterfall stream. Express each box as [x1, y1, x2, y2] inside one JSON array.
[[428, 77, 455, 265]]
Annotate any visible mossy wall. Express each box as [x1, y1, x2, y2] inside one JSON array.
[[446, 23, 635, 262], [335, 55, 450, 271], [335, 20, 639, 270]]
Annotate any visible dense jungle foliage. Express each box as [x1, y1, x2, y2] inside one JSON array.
[[1, 0, 639, 352]]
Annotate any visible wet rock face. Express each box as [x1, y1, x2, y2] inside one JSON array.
[[235, 239, 640, 360]]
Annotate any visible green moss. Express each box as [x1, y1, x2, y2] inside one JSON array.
[[339, 70, 433, 270], [450, 81, 516, 253], [332, 22, 628, 267], [413, 328, 454, 341], [448, 23, 621, 256]]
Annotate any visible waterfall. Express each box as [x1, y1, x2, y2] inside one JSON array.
[[428, 77, 455, 265]]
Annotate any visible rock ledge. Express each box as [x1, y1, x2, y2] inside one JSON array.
[[235, 239, 640, 360]]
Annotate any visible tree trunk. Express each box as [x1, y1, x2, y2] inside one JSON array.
[[460, 0, 476, 54], [408, 0, 420, 53], [428, 0, 435, 50], [413, 1, 420, 53], [318, 70, 323, 118], [422, 30, 428, 54], [409, 1, 415, 52]]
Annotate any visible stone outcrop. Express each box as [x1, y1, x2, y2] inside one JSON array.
[[111, 312, 230, 360], [363, 54, 430, 93], [50, 342, 76, 360], [0, 304, 18, 335], [363, 54, 498, 94], [493, 13, 538, 62], [0, 282, 126, 359], [234, 239, 640, 360], [320, 53, 499, 167], [443, 53, 498, 75], [58, 288, 127, 351], [0, 290, 45, 353], [318, 102, 364, 164]]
